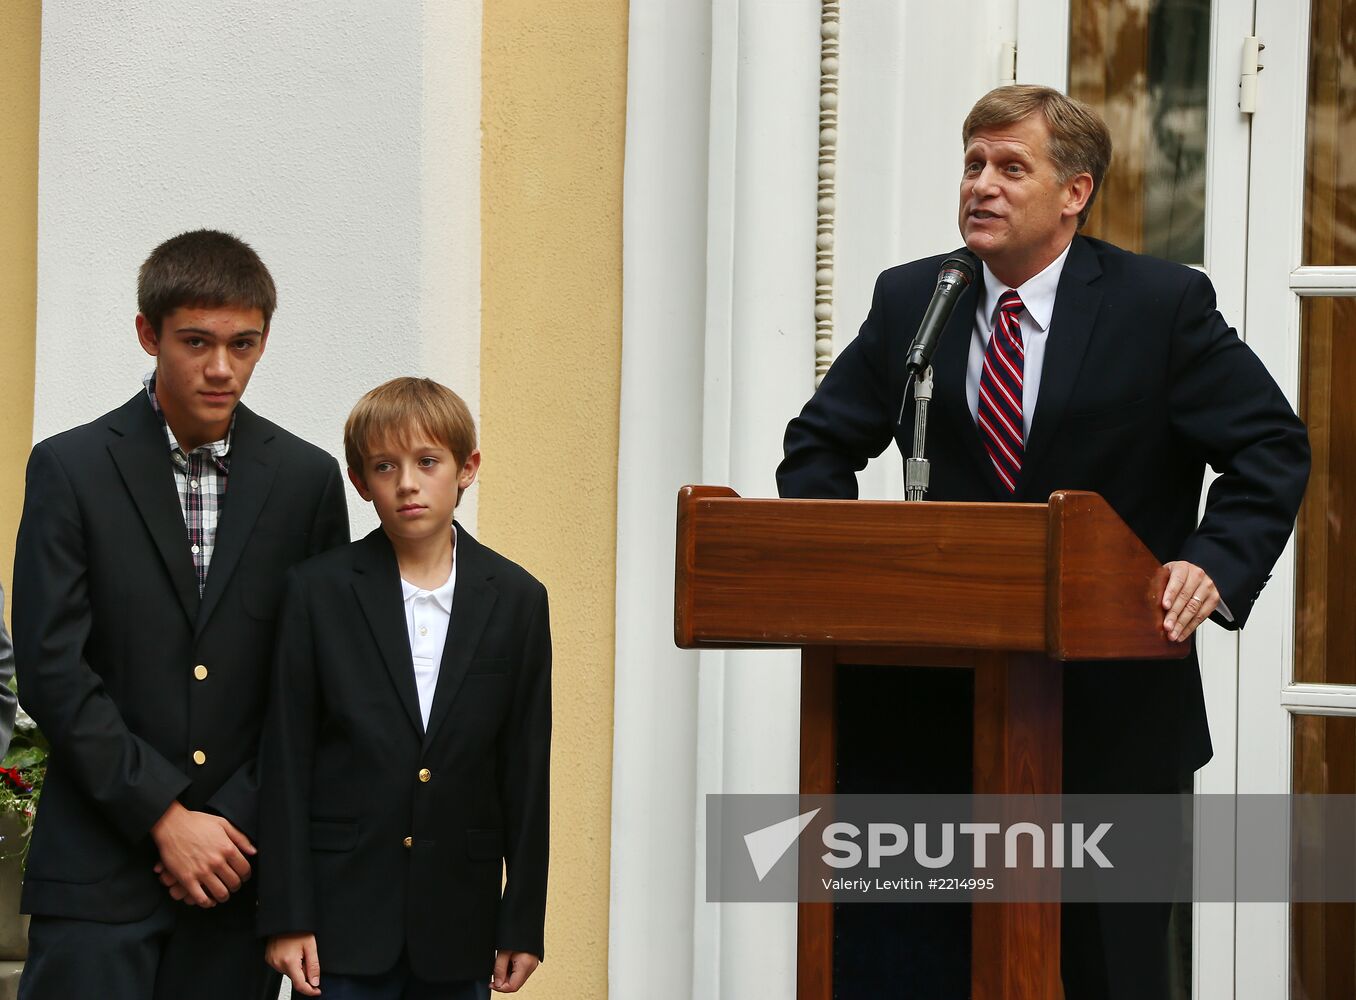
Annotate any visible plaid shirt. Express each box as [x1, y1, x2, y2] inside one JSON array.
[[144, 373, 233, 594]]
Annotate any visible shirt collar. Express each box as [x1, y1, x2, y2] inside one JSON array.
[[143, 371, 234, 461], [400, 572, 456, 614], [980, 239, 1074, 333]]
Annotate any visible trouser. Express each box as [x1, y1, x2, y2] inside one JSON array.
[[320, 952, 491, 1000], [18, 894, 279, 1000], [1061, 900, 1180, 1000], [1060, 739, 1194, 1000]]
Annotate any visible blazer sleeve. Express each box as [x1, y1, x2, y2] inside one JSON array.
[[777, 269, 900, 499], [205, 456, 349, 836], [256, 570, 320, 936], [495, 584, 552, 958], [1167, 269, 1311, 627], [13, 442, 190, 841]]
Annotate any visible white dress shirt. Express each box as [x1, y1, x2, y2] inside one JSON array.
[[965, 240, 1074, 440], [400, 529, 458, 729]]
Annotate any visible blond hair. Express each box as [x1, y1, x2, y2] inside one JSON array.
[[344, 377, 477, 500], [962, 85, 1112, 229]]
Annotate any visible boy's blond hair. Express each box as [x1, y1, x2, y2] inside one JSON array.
[[344, 377, 477, 500]]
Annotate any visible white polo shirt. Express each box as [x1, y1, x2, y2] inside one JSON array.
[[400, 529, 458, 729]]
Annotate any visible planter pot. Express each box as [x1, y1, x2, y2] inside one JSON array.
[[0, 815, 28, 962]]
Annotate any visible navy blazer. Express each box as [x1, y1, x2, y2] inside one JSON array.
[[256, 526, 551, 982], [13, 392, 349, 920], [778, 236, 1310, 788]]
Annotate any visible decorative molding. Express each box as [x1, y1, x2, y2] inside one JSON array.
[[815, 2, 840, 386]]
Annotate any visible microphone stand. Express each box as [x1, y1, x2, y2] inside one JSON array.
[[904, 366, 933, 502], [895, 247, 975, 503]]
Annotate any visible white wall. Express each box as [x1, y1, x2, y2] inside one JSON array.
[[34, 0, 482, 533]]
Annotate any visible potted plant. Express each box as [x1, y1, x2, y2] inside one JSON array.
[[0, 701, 45, 860], [0, 698, 45, 964]]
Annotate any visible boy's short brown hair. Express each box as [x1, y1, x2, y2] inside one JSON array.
[[138, 229, 278, 334], [344, 377, 478, 494]]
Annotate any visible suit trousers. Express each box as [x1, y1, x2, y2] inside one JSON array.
[[1062, 900, 1179, 1000], [1059, 773, 1193, 1000], [320, 953, 490, 1000], [18, 894, 279, 1000]]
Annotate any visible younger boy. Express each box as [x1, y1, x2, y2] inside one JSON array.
[[259, 377, 551, 998]]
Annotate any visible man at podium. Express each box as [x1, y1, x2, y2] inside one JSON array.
[[777, 85, 1309, 998]]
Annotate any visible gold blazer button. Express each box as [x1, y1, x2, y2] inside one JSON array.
[[418, 768, 431, 783], [194, 665, 208, 681], [403, 836, 413, 848], [192, 750, 207, 766]]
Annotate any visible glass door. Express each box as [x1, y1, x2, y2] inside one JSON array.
[[1069, 0, 1212, 265], [1243, 0, 1356, 996]]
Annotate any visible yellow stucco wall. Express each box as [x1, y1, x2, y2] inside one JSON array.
[[0, 3, 40, 612], [480, 3, 626, 996]]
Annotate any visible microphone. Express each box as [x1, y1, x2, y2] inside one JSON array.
[[903, 249, 977, 379]]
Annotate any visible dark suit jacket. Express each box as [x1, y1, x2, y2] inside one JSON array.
[[13, 392, 349, 921], [778, 235, 1310, 789], [256, 526, 551, 982]]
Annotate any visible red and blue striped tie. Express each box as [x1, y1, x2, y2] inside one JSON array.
[[977, 290, 1025, 493]]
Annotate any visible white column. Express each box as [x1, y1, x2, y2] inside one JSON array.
[[613, 0, 821, 995], [693, 0, 826, 993], [609, 1, 712, 996]]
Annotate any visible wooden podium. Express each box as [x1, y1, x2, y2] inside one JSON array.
[[673, 486, 1187, 1000]]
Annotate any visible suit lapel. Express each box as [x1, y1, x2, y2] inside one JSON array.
[[351, 530, 425, 737], [196, 405, 279, 635], [1020, 236, 1103, 492], [106, 394, 199, 623], [423, 526, 497, 749], [931, 268, 1008, 495]]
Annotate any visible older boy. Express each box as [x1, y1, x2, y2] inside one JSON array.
[[13, 230, 350, 999], [259, 377, 551, 999]]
